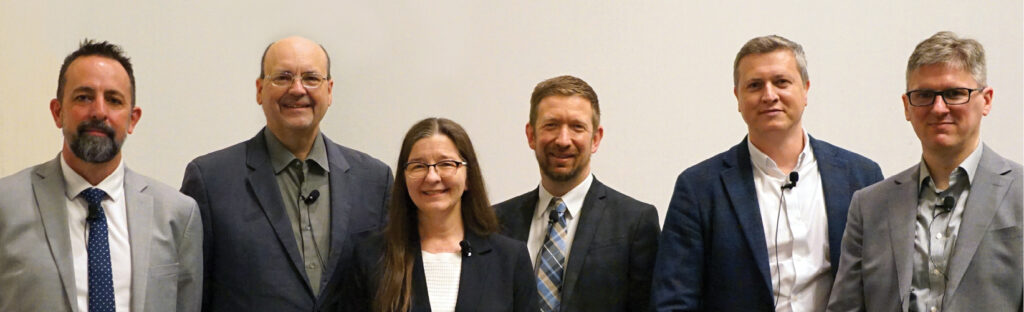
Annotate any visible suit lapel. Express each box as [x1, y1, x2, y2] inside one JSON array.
[[321, 136, 353, 298], [505, 189, 538, 242], [810, 137, 852, 277], [411, 243, 431, 312], [32, 157, 80, 312], [245, 131, 312, 294], [560, 179, 607, 307], [943, 146, 1012, 304], [721, 139, 774, 294], [455, 232, 494, 312], [886, 167, 919, 307], [124, 169, 153, 312]]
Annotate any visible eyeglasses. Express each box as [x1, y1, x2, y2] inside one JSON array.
[[905, 87, 984, 107], [264, 72, 329, 89], [404, 160, 468, 179]]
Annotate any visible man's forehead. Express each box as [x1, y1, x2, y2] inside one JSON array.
[[66, 56, 131, 87], [264, 39, 328, 73]]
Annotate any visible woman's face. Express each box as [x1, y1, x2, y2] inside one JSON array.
[[404, 134, 468, 215]]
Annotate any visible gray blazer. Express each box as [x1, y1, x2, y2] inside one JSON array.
[[0, 156, 203, 312], [827, 145, 1023, 312]]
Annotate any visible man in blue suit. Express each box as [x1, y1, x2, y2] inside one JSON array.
[[180, 36, 392, 311], [650, 35, 883, 311]]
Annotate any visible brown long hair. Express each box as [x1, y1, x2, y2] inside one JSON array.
[[375, 117, 499, 312]]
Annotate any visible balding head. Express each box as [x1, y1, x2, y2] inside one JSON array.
[[259, 36, 331, 79]]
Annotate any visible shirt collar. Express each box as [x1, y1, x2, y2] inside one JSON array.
[[918, 141, 983, 191], [59, 152, 125, 202], [534, 173, 594, 221], [264, 127, 329, 174], [747, 129, 814, 178]]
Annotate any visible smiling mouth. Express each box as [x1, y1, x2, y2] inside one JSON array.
[[422, 189, 448, 196]]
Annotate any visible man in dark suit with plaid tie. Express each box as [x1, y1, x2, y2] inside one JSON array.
[[494, 75, 661, 312]]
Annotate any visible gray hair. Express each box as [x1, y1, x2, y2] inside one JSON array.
[[906, 31, 986, 87], [733, 35, 809, 87]]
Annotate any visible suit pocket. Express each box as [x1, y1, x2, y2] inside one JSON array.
[[149, 263, 180, 278], [990, 226, 1022, 241]]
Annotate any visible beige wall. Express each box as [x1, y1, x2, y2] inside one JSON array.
[[2, 1, 1021, 224]]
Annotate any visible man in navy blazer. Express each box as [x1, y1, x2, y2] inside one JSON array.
[[651, 35, 883, 311], [494, 75, 660, 312], [180, 36, 392, 311]]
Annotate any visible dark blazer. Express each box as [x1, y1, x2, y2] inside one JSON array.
[[345, 231, 539, 312], [181, 129, 393, 311], [494, 177, 661, 312], [650, 136, 884, 311]]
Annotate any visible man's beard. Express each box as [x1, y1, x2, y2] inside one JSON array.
[[68, 120, 121, 163], [538, 154, 587, 182]]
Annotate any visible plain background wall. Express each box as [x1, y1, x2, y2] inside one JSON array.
[[2, 1, 1021, 224]]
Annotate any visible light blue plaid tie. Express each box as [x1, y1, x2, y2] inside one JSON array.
[[537, 197, 568, 312], [81, 188, 116, 312]]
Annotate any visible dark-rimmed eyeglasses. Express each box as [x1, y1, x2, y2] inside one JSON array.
[[905, 87, 984, 107], [404, 160, 468, 179], [264, 72, 329, 89]]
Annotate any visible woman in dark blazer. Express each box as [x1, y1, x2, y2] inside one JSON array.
[[344, 118, 538, 312]]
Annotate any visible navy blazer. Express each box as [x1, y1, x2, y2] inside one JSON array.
[[495, 178, 660, 312], [181, 129, 392, 311], [344, 231, 539, 312], [650, 136, 883, 311]]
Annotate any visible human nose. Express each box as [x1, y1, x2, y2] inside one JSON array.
[[423, 165, 443, 182], [88, 97, 110, 120], [930, 95, 951, 114], [554, 126, 573, 147], [287, 77, 308, 95], [761, 84, 780, 103]]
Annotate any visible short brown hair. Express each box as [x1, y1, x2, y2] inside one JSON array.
[[529, 75, 600, 128], [733, 35, 808, 87], [906, 31, 986, 87]]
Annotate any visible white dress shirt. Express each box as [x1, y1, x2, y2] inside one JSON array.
[[749, 131, 831, 312], [61, 154, 132, 312], [526, 173, 594, 268], [422, 250, 462, 312]]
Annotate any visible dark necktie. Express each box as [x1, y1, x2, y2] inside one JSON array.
[[80, 188, 116, 312]]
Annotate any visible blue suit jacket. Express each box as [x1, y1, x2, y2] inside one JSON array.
[[650, 136, 883, 311], [181, 129, 392, 311]]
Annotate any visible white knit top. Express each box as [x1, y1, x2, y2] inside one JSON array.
[[421, 250, 462, 312]]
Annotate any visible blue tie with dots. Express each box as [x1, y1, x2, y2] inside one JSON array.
[[80, 188, 116, 312]]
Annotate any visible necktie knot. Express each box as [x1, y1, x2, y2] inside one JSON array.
[[550, 197, 567, 219], [80, 188, 107, 206]]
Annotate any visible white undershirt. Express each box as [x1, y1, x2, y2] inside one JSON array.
[[748, 131, 831, 312], [526, 174, 593, 268], [60, 154, 132, 312], [422, 250, 462, 312]]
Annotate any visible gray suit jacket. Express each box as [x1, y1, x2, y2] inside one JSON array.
[[828, 145, 1023, 312], [0, 156, 203, 312]]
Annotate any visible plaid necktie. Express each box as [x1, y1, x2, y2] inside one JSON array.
[[537, 197, 568, 312], [80, 188, 116, 312]]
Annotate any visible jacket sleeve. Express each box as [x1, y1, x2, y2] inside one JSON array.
[[628, 204, 660, 311], [650, 173, 704, 311], [826, 191, 868, 312]]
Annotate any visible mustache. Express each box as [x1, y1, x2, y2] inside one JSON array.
[[279, 94, 314, 106], [76, 119, 116, 138]]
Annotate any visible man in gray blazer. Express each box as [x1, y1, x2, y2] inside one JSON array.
[[828, 31, 1022, 311], [180, 36, 392, 311], [0, 39, 202, 311]]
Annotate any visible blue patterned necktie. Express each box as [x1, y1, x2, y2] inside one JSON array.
[[537, 197, 568, 312], [80, 188, 116, 312]]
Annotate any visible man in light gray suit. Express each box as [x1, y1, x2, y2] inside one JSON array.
[[828, 31, 1022, 312], [0, 39, 202, 311]]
